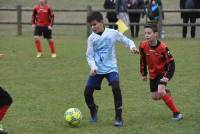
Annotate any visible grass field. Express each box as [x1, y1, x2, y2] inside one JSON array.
[[0, 0, 200, 134], [0, 0, 200, 37], [0, 35, 199, 134]]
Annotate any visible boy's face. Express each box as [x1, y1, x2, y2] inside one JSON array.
[[89, 20, 104, 34], [39, 0, 46, 5], [144, 28, 157, 43]]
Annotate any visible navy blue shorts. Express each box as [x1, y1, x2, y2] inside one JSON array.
[[86, 72, 119, 90]]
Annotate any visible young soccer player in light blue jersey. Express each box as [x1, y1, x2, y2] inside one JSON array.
[[84, 11, 139, 127]]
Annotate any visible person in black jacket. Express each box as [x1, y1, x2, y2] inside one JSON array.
[[104, 0, 118, 29], [180, 0, 200, 38], [128, 0, 144, 38]]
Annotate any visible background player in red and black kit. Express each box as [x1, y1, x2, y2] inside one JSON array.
[[139, 25, 183, 121], [0, 54, 13, 134], [32, 0, 56, 58]]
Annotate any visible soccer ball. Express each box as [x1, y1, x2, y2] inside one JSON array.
[[64, 108, 82, 127]]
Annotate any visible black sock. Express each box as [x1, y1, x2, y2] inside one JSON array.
[[111, 81, 122, 120], [84, 86, 97, 117]]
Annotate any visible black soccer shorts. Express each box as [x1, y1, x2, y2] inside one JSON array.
[[34, 26, 52, 39], [150, 75, 167, 92]]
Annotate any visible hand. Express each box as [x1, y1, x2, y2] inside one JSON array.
[[32, 24, 35, 28], [48, 26, 52, 30], [142, 76, 147, 81], [160, 77, 169, 83], [0, 53, 4, 59], [32, 24, 35, 32], [131, 48, 139, 54], [89, 69, 97, 76]]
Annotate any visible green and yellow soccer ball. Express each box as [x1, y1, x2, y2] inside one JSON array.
[[64, 108, 82, 127]]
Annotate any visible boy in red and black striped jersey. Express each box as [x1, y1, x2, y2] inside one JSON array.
[[139, 25, 183, 121], [32, 0, 56, 58]]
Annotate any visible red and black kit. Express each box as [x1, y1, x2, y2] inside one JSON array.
[[139, 40, 175, 91], [32, 4, 54, 39]]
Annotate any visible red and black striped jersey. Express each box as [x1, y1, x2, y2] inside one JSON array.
[[32, 4, 54, 27], [139, 40, 174, 79]]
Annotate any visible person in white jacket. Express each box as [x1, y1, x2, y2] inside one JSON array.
[[84, 11, 139, 127]]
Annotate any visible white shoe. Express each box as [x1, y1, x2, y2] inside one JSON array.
[[36, 53, 42, 58], [51, 53, 56, 58]]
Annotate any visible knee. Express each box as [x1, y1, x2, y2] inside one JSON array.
[[34, 36, 40, 41], [111, 81, 120, 90], [157, 90, 166, 97], [152, 96, 160, 100], [151, 93, 161, 100]]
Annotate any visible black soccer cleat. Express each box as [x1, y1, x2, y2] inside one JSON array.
[[114, 117, 123, 127], [90, 105, 98, 123], [172, 113, 183, 121]]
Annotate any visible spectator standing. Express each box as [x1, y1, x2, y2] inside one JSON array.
[[127, 0, 144, 38], [104, 0, 118, 29], [116, 0, 130, 26], [180, 0, 200, 38], [144, 0, 163, 23]]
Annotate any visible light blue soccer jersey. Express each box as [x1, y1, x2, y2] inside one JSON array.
[[86, 28, 136, 74]]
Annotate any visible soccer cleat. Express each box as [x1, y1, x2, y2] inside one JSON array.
[[90, 105, 98, 123], [172, 113, 183, 121], [114, 118, 123, 127], [36, 52, 42, 58], [0, 124, 8, 134], [51, 53, 56, 58]]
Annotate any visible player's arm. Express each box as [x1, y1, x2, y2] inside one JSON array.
[[116, 31, 139, 54], [32, 8, 37, 27], [86, 38, 98, 76], [139, 43, 148, 81], [48, 7, 54, 28], [104, 0, 110, 9], [162, 47, 175, 82], [164, 60, 175, 80]]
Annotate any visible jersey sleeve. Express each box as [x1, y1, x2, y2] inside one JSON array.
[[164, 60, 175, 80], [32, 7, 37, 25], [139, 42, 148, 76], [164, 47, 174, 64], [48, 7, 54, 26], [86, 37, 98, 70], [163, 46, 175, 80], [116, 31, 136, 50]]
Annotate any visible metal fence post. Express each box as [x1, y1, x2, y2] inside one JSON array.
[[17, 5, 22, 35], [86, 5, 92, 37]]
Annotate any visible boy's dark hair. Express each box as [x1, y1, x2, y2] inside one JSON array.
[[144, 24, 158, 33], [87, 11, 103, 23]]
